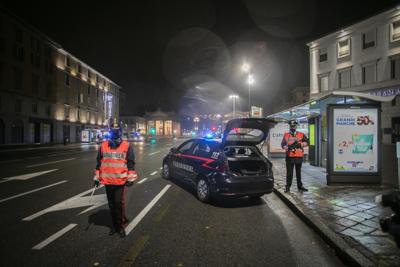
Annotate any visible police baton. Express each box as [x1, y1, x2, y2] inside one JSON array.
[[89, 185, 97, 204]]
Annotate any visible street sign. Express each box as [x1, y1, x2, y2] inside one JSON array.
[[251, 106, 263, 118]]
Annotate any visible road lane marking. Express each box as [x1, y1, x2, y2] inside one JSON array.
[[159, 167, 162, 170], [0, 180, 67, 204], [150, 171, 157, 176], [148, 151, 160, 156], [26, 158, 76, 168], [137, 178, 148, 184], [125, 184, 171, 235], [23, 185, 105, 221], [117, 235, 149, 267], [0, 169, 58, 184], [32, 224, 77, 250]]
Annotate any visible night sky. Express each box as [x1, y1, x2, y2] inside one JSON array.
[[2, 0, 399, 116]]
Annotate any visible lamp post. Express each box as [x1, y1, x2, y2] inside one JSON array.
[[241, 62, 254, 117], [247, 74, 254, 117], [229, 95, 238, 119]]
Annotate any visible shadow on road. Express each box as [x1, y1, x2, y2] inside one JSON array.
[[168, 177, 266, 209], [86, 209, 113, 231]]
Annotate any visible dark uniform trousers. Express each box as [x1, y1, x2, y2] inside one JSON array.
[[286, 157, 303, 189], [105, 185, 127, 230]]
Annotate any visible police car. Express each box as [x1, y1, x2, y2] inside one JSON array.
[[162, 118, 275, 202]]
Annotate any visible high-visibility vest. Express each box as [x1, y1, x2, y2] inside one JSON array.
[[99, 140, 129, 185], [283, 131, 305, 157]]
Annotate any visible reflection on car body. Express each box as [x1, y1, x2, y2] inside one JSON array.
[[162, 118, 275, 203]]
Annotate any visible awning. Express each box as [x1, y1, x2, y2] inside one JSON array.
[[267, 90, 395, 121]]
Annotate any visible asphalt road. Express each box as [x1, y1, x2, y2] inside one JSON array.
[[0, 139, 344, 267]]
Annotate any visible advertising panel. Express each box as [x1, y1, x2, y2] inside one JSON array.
[[251, 106, 263, 118], [81, 130, 90, 142], [269, 122, 309, 154], [332, 107, 378, 173]]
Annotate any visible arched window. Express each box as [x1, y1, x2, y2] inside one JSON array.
[[11, 119, 24, 143]]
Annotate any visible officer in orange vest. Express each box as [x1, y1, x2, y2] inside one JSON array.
[[93, 120, 138, 237], [281, 120, 309, 193]]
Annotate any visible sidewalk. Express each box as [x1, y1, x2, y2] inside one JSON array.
[[270, 158, 400, 266]]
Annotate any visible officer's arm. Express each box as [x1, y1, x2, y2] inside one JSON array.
[[95, 146, 103, 170], [301, 134, 309, 147], [127, 144, 138, 182], [281, 135, 288, 150], [127, 144, 135, 171]]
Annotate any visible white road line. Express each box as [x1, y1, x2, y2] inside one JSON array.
[[125, 185, 171, 235], [137, 178, 148, 184], [32, 224, 77, 250], [150, 171, 157, 176], [0, 180, 67, 204], [0, 169, 58, 184], [148, 151, 160, 156], [23, 185, 104, 221], [159, 167, 162, 170], [26, 158, 76, 168]]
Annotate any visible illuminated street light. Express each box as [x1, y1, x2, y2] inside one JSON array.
[[229, 94, 239, 119], [241, 62, 250, 73]]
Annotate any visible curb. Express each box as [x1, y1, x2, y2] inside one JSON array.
[[273, 187, 375, 267]]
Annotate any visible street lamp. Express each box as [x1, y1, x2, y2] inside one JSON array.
[[241, 62, 250, 73], [247, 74, 254, 117], [241, 62, 254, 117], [229, 95, 239, 119]]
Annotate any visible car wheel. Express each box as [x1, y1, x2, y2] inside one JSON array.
[[196, 177, 211, 203], [162, 162, 171, 179]]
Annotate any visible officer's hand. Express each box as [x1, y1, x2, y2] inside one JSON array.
[[93, 177, 100, 188], [126, 181, 134, 187]]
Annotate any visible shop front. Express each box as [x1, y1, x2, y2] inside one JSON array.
[[267, 91, 395, 185]]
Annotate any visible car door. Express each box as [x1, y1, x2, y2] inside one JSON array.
[[172, 140, 196, 180]]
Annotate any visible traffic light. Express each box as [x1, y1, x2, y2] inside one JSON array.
[[150, 127, 156, 135], [211, 126, 217, 131]]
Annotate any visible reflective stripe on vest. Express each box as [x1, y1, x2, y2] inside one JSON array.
[[284, 132, 304, 157], [99, 140, 130, 185], [101, 162, 128, 168]]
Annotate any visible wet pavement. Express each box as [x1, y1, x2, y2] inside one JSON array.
[[270, 158, 400, 266]]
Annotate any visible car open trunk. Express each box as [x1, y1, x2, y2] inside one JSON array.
[[224, 146, 269, 176], [228, 158, 268, 176]]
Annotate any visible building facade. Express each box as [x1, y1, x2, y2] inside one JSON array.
[[120, 115, 146, 135], [144, 109, 181, 136], [0, 8, 120, 145], [307, 7, 400, 184]]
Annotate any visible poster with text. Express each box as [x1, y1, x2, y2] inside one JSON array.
[[333, 108, 378, 173]]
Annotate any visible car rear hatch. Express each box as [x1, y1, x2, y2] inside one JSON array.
[[221, 118, 275, 147]]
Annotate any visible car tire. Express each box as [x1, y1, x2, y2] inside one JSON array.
[[162, 162, 171, 180], [196, 177, 211, 203]]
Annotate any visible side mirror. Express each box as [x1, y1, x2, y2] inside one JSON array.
[[170, 147, 178, 154]]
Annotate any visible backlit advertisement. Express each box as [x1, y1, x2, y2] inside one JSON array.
[[332, 108, 378, 173]]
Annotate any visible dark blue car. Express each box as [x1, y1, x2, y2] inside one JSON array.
[[162, 118, 275, 202]]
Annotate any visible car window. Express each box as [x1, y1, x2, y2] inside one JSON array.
[[193, 142, 211, 157], [177, 140, 195, 154]]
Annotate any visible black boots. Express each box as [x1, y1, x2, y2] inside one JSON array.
[[298, 186, 308, 192]]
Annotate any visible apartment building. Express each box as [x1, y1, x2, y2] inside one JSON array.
[[0, 8, 120, 144], [309, 7, 400, 145]]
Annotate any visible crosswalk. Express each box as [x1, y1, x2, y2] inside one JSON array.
[[0, 165, 170, 252]]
